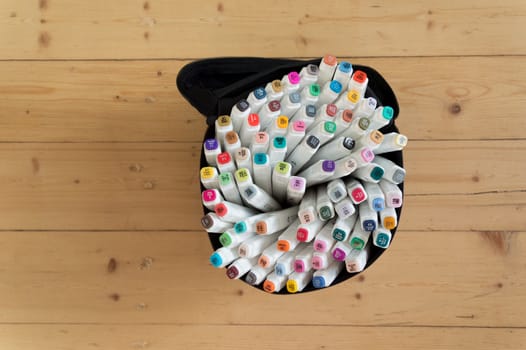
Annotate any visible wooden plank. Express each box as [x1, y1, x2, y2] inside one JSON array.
[[0, 230, 523, 327], [1, 0, 525, 59], [0, 141, 524, 231], [0, 325, 524, 350], [0, 57, 525, 142]]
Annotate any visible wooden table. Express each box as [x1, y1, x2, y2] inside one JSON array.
[[0, 1, 524, 349]]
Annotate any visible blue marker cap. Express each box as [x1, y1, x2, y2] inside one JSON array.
[[234, 222, 247, 234], [273, 137, 287, 149], [312, 276, 326, 288], [338, 61, 352, 73], [289, 92, 301, 103], [372, 198, 385, 211], [210, 252, 223, 267], [363, 220, 376, 231], [253, 153, 268, 165], [382, 106, 394, 120], [329, 80, 342, 94], [204, 138, 219, 151], [306, 105, 317, 117], [275, 264, 285, 276], [254, 87, 266, 100]]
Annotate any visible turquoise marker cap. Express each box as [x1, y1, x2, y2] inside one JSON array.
[[210, 253, 223, 267]]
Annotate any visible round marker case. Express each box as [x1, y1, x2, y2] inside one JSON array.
[[177, 57, 403, 294]]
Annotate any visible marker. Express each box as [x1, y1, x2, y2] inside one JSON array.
[[247, 87, 267, 114], [286, 135, 321, 175], [219, 229, 256, 248], [310, 121, 336, 147], [299, 64, 319, 88], [202, 189, 223, 211], [313, 220, 336, 252], [348, 70, 368, 97], [300, 84, 320, 105], [294, 243, 314, 273], [332, 213, 358, 242], [316, 184, 335, 221], [287, 176, 306, 205], [357, 129, 384, 151], [201, 212, 232, 233], [268, 136, 287, 167], [363, 182, 386, 211], [313, 261, 344, 288], [218, 172, 243, 205], [239, 113, 261, 147], [323, 155, 359, 182], [234, 212, 269, 235], [297, 218, 326, 243], [359, 201, 377, 231], [263, 272, 288, 293], [238, 234, 277, 259], [349, 219, 372, 250], [277, 219, 302, 252], [284, 120, 306, 157], [296, 160, 335, 187], [310, 103, 338, 131], [203, 138, 221, 167], [272, 161, 291, 203], [200, 166, 220, 189], [287, 270, 314, 293], [380, 206, 398, 230], [374, 132, 408, 155], [230, 99, 251, 133], [345, 244, 370, 273], [275, 250, 298, 276], [259, 100, 281, 130], [326, 178, 348, 203], [334, 89, 361, 111], [234, 147, 252, 175], [250, 131, 270, 154], [333, 61, 353, 88], [373, 224, 392, 249], [215, 201, 258, 223], [226, 257, 258, 279], [280, 92, 301, 118], [224, 131, 242, 156], [234, 167, 253, 192], [210, 246, 239, 268], [333, 109, 354, 137], [353, 163, 385, 183], [252, 153, 272, 195], [331, 241, 352, 261], [215, 115, 233, 149], [216, 152, 236, 174], [379, 180, 403, 208], [371, 156, 406, 185], [266, 115, 289, 139], [351, 146, 376, 168], [281, 71, 301, 94], [298, 188, 317, 224], [259, 244, 286, 268], [312, 250, 333, 270], [318, 54, 338, 86], [345, 178, 368, 205], [246, 265, 274, 285], [265, 80, 284, 101], [240, 184, 282, 212], [334, 197, 356, 219], [290, 104, 317, 130], [254, 206, 299, 235], [354, 97, 377, 119], [317, 80, 342, 107], [369, 106, 394, 130], [341, 116, 370, 140]]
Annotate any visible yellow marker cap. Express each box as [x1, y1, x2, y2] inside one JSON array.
[[200, 167, 216, 180], [347, 90, 360, 103], [277, 116, 289, 129], [217, 115, 231, 127], [286, 280, 299, 293]]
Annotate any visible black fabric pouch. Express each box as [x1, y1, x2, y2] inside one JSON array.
[[177, 57, 403, 294]]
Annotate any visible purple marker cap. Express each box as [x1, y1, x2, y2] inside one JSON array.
[[332, 248, 347, 261], [289, 176, 306, 191], [322, 160, 336, 172], [288, 72, 300, 85], [204, 138, 219, 151]]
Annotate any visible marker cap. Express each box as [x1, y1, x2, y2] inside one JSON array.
[[352, 70, 367, 84], [323, 54, 337, 66], [254, 87, 267, 100], [309, 84, 320, 97], [236, 99, 250, 112], [288, 72, 300, 85], [293, 121, 306, 132], [253, 153, 268, 165], [338, 61, 352, 73], [329, 80, 342, 94], [204, 138, 219, 151], [247, 113, 260, 126], [322, 160, 336, 172]]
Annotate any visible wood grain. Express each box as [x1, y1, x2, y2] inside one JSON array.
[[0, 0, 525, 59], [0, 57, 525, 142], [1, 325, 524, 350], [0, 141, 523, 231], [0, 230, 523, 327]]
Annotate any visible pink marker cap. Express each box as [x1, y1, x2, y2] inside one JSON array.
[[326, 104, 338, 116], [288, 72, 300, 85], [360, 148, 375, 163], [293, 120, 306, 132], [202, 189, 217, 202], [290, 176, 305, 191], [294, 260, 306, 273], [312, 256, 323, 270], [314, 240, 327, 252], [332, 248, 347, 261], [296, 228, 309, 242]]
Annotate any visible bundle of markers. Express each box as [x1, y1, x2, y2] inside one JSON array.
[[199, 54, 407, 293]]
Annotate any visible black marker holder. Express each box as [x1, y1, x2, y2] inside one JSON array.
[[177, 57, 403, 294]]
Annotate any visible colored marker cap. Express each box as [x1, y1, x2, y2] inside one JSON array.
[[254, 87, 266, 100], [382, 106, 394, 120], [333, 228, 346, 241], [290, 177, 305, 191], [307, 64, 319, 75], [217, 115, 231, 126], [210, 252, 223, 267], [376, 233, 390, 248], [332, 248, 347, 261], [253, 153, 268, 165], [306, 105, 317, 117], [202, 189, 217, 202], [312, 256, 323, 269], [200, 167, 216, 179], [326, 104, 338, 116], [339, 61, 352, 73], [219, 232, 232, 247], [393, 169, 406, 183], [215, 203, 228, 217], [273, 137, 287, 149], [268, 100, 281, 112], [256, 221, 267, 234], [219, 173, 232, 186], [343, 137, 355, 150], [204, 139, 219, 151], [277, 240, 290, 251], [234, 222, 247, 234], [314, 240, 327, 252], [372, 198, 385, 211], [370, 166, 385, 181], [383, 217, 396, 230], [226, 266, 239, 279], [360, 148, 375, 163], [319, 206, 333, 220], [217, 152, 231, 165], [271, 80, 282, 92], [353, 70, 367, 83], [323, 121, 337, 134], [258, 255, 271, 268], [351, 188, 366, 202], [245, 272, 258, 285], [293, 121, 306, 132], [363, 220, 376, 231], [201, 215, 213, 229], [235, 168, 250, 182], [296, 228, 309, 242], [255, 132, 268, 143], [312, 276, 326, 288], [306, 135, 320, 149], [225, 131, 238, 144], [277, 116, 288, 128], [322, 160, 336, 172], [358, 118, 370, 130], [236, 99, 250, 112], [323, 55, 337, 66], [294, 260, 305, 273], [347, 90, 360, 103], [275, 162, 290, 174], [247, 113, 259, 126], [342, 110, 353, 123], [263, 280, 276, 293], [286, 280, 299, 293], [350, 238, 365, 250], [289, 92, 301, 103], [329, 80, 342, 94], [309, 84, 320, 96], [288, 72, 300, 85]]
